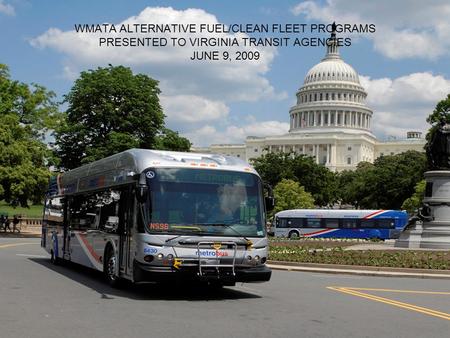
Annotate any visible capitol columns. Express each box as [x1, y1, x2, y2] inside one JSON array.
[[331, 142, 337, 167], [314, 144, 319, 164], [326, 144, 331, 164]]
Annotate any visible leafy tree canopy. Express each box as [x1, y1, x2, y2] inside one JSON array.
[[338, 151, 427, 209], [154, 128, 192, 152], [251, 152, 337, 206], [272, 179, 315, 215], [425, 93, 450, 168], [426, 93, 450, 129], [0, 64, 58, 206], [401, 179, 426, 214], [55, 65, 191, 169]]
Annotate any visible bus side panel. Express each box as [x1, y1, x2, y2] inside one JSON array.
[[67, 230, 104, 270], [92, 233, 120, 270]]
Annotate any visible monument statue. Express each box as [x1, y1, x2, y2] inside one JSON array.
[[426, 118, 450, 170], [396, 112, 450, 249]]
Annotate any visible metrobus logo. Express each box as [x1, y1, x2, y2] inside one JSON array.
[[196, 250, 229, 257]]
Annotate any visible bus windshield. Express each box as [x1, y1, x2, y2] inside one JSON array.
[[143, 168, 265, 237]]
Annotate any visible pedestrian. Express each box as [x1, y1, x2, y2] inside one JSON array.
[[13, 215, 20, 233], [0, 214, 5, 232], [4, 215, 11, 232]]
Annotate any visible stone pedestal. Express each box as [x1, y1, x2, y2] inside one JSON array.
[[396, 171, 450, 249], [395, 221, 423, 249]]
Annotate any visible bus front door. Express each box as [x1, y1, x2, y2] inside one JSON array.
[[118, 187, 133, 278]]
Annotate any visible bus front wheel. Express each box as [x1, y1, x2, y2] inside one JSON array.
[[288, 231, 300, 239], [104, 248, 121, 287]]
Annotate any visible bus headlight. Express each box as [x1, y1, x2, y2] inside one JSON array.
[[254, 255, 260, 263], [157, 253, 164, 260], [167, 254, 174, 260]]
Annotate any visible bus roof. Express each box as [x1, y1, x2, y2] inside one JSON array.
[[51, 149, 259, 196], [275, 209, 407, 219]]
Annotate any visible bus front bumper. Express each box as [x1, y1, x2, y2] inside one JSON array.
[[133, 260, 271, 284]]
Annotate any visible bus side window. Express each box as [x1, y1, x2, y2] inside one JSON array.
[[44, 196, 64, 227], [279, 218, 288, 228], [289, 218, 303, 228], [305, 218, 321, 228], [324, 218, 339, 228], [98, 190, 121, 233], [360, 219, 376, 228], [378, 219, 394, 229], [341, 219, 358, 228]]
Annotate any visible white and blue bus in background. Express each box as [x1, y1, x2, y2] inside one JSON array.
[[271, 209, 409, 240]]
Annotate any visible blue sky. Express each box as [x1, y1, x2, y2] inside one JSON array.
[[1, 0, 450, 146]]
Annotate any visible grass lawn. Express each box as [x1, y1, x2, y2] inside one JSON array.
[[269, 244, 450, 270], [269, 237, 365, 249], [0, 202, 43, 218]]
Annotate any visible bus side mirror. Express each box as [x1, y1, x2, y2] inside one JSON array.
[[136, 172, 149, 203], [136, 186, 148, 203], [265, 196, 275, 212]]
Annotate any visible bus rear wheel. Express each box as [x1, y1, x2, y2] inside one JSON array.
[[104, 248, 121, 288]]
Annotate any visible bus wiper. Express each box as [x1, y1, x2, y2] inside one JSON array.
[[199, 223, 251, 243], [165, 226, 202, 243]]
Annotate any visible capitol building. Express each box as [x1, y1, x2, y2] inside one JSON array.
[[195, 32, 426, 172]]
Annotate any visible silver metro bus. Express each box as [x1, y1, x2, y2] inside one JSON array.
[[42, 149, 272, 287]]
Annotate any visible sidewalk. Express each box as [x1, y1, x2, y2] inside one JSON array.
[[267, 260, 450, 279], [0, 225, 41, 238]]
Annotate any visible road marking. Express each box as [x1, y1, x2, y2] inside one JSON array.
[[0, 243, 37, 249], [16, 254, 47, 258], [343, 287, 450, 295], [328, 286, 450, 321]]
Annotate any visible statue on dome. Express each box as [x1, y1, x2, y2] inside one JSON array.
[[330, 22, 337, 38], [427, 117, 450, 170]]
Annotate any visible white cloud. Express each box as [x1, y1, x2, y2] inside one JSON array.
[[292, 0, 450, 60], [160, 95, 229, 123], [184, 120, 289, 146], [0, 0, 14, 16], [30, 6, 281, 102], [361, 72, 450, 138], [30, 6, 290, 147]]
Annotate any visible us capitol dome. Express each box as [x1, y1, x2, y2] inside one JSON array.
[[290, 30, 373, 136], [198, 29, 426, 172]]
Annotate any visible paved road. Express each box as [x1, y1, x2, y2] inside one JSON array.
[[1, 237, 449, 338]]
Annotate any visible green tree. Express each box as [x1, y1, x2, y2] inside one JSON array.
[[273, 179, 315, 215], [154, 128, 191, 152], [426, 93, 450, 130], [338, 151, 427, 209], [251, 152, 296, 188], [0, 64, 58, 206], [401, 180, 426, 214], [291, 154, 338, 206], [425, 94, 450, 168], [55, 65, 190, 169], [337, 169, 359, 206], [251, 152, 337, 206]]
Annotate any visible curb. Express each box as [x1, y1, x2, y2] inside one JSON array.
[[267, 260, 450, 279]]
